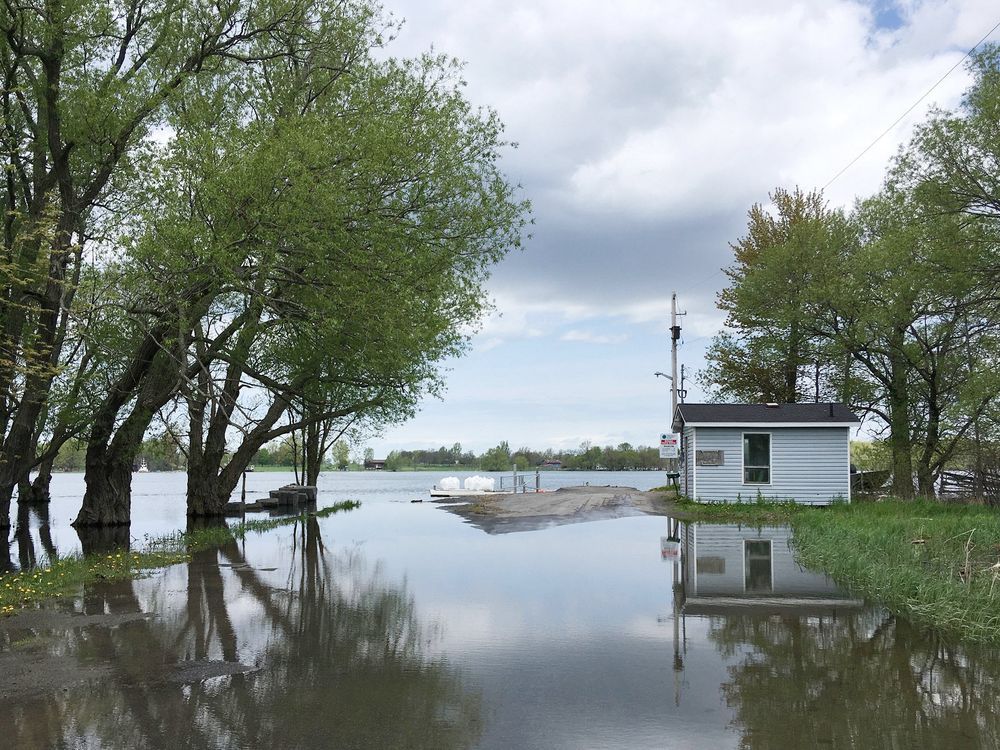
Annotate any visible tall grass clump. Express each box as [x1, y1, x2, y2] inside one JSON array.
[[790, 501, 1000, 644]]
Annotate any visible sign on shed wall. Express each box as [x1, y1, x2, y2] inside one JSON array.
[[696, 450, 725, 466]]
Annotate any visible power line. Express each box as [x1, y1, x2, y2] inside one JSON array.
[[823, 16, 1000, 191], [673, 18, 1000, 336]]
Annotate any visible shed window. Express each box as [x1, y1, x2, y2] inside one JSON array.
[[743, 433, 770, 484]]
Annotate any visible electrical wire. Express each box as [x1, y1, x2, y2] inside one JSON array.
[[822, 16, 1000, 190], [672, 15, 1000, 346]]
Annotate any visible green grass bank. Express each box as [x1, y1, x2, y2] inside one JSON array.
[[668, 495, 1000, 645], [0, 501, 360, 616]]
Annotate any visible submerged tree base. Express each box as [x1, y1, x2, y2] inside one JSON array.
[[0, 502, 360, 616]]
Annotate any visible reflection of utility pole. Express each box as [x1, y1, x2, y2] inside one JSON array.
[[671, 516, 685, 707]]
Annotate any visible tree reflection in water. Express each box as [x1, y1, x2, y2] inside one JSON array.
[[5, 502, 59, 572], [710, 611, 1000, 748], [2, 515, 482, 749]]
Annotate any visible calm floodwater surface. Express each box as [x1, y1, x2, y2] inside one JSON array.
[[2, 471, 1000, 749]]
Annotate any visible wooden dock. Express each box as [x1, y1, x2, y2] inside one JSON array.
[[225, 484, 318, 515]]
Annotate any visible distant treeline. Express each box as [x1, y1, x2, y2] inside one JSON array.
[[384, 441, 664, 471]]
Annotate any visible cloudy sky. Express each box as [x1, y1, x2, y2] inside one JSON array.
[[367, 0, 999, 457]]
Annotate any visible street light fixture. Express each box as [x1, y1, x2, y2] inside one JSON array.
[[654, 371, 686, 401]]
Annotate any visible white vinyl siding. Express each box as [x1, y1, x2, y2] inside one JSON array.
[[682, 524, 845, 596], [691, 426, 850, 505], [683, 425, 696, 497]]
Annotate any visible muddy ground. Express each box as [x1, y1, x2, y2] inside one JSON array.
[[441, 485, 674, 534]]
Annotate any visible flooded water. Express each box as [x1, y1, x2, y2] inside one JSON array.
[[3, 471, 1000, 748]]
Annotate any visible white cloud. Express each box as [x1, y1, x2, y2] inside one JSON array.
[[560, 329, 630, 345], [366, 0, 1000, 454], [387, 0, 996, 311]]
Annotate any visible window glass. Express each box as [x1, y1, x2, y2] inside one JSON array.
[[743, 433, 770, 483], [744, 540, 773, 593]]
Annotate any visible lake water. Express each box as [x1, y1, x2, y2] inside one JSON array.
[[3, 471, 1000, 748]]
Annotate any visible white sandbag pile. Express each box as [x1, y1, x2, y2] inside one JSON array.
[[464, 475, 495, 491], [438, 476, 461, 491]]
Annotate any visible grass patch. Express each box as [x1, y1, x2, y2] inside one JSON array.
[[664, 495, 1000, 643], [667, 494, 805, 525], [789, 500, 1000, 644], [0, 501, 360, 616]]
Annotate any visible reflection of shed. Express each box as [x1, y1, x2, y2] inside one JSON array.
[[672, 403, 859, 505], [679, 523, 862, 616]]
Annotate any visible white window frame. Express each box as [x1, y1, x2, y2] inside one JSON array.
[[741, 431, 772, 486]]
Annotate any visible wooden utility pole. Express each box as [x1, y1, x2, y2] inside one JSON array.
[[670, 292, 682, 418]]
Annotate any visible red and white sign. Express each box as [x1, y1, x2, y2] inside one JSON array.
[[659, 433, 679, 459]]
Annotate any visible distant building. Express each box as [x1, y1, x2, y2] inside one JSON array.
[[672, 403, 859, 505], [363, 458, 386, 470], [539, 460, 562, 469]]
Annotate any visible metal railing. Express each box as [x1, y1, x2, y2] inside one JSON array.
[[497, 468, 541, 494]]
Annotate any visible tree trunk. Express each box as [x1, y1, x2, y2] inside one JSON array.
[[783, 324, 801, 403], [888, 348, 914, 500], [187, 471, 233, 518], [304, 420, 321, 487], [19, 460, 54, 504], [916, 376, 940, 499], [76, 338, 187, 527], [0, 532, 14, 573], [0, 217, 80, 527], [74, 450, 134, 527], [76, 523, 131, 555]]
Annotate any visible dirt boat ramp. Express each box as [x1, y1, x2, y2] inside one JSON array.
[[442, 485, 673, 534]]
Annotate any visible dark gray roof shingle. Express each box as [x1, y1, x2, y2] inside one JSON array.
[[673, 403, 859, 428]]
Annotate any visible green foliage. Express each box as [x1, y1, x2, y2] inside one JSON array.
[[850, 440, 892, 472], [705, 51, 1000, 498], [702, 187, 846, 404], [51, 440, 87, 472], [139, 433, 186, 471], [1, 0, 531, 526], [379, 442, 666, 471], [479, 441, 512, 472], [331, 441, 351, 471]]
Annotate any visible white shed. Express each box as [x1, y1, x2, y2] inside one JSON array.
[[672, 403, 859, 505]]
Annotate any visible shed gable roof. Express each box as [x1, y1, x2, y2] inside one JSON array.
[[674, 403, 859, 430]]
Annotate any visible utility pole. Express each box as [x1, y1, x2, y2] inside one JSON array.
[[670, 292, 682, 418]]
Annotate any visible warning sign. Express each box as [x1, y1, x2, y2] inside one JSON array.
[[659, 433, 679, 459]]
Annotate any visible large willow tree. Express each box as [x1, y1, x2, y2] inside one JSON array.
[[0, 0, 529, 528]]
